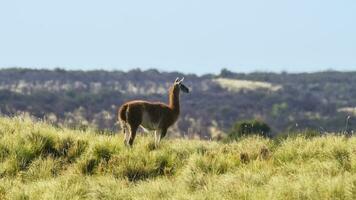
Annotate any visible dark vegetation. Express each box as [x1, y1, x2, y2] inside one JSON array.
[[228, 120, 271, 140], [0, 68, 355, 138]]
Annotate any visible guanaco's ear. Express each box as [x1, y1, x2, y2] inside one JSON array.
[[175, 77, 185, 84], [175, 77, 180, 83]]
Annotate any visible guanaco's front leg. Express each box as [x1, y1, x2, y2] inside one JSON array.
[[154, 130, 161, 148], [155, 128, 168, 148]]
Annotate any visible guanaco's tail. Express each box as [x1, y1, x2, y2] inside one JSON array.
[[118, 104, 128, 133]]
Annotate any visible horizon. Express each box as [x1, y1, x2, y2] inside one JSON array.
[[1, 1, 356, 74], [1, 66, 356, 76]]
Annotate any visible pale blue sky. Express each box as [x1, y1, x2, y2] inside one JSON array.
[[0, 0, 355, 74]]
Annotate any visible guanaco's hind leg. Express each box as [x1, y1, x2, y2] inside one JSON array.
[[121, 122, 130, 145], [127, 124, 139, 146], [126, 105, 142, 147]]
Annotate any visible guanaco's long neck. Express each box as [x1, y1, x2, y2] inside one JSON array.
[[169, 86, 180, 115]]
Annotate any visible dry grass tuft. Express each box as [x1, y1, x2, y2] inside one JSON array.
[[240, 152, 250, 164]]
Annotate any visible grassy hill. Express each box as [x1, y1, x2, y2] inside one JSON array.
[[0, 117, 355, 199]]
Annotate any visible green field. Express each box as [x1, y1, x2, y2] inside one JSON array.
[[0, 117, 355, 200]]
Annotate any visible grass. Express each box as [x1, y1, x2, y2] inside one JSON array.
[[0, 116, 355, 199]]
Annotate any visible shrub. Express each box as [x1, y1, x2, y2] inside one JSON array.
[[228, 120, 271, 140]]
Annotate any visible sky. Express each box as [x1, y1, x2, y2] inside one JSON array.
[[0, 0, 355, 75]]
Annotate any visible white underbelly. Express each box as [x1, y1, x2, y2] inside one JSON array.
[[141, 111, 159, 131]]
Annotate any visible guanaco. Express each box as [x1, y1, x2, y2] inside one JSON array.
[[118, 77, 189, 147]]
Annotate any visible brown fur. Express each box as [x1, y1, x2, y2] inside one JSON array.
[[118, 80, 186, 147]]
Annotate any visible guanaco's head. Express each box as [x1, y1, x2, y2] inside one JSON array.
[[174, 77, 190, 93]]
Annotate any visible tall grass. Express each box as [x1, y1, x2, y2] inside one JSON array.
[[0, 116, 355, 199]]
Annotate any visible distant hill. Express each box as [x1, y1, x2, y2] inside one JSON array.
[[0, 68, 356, 137]]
